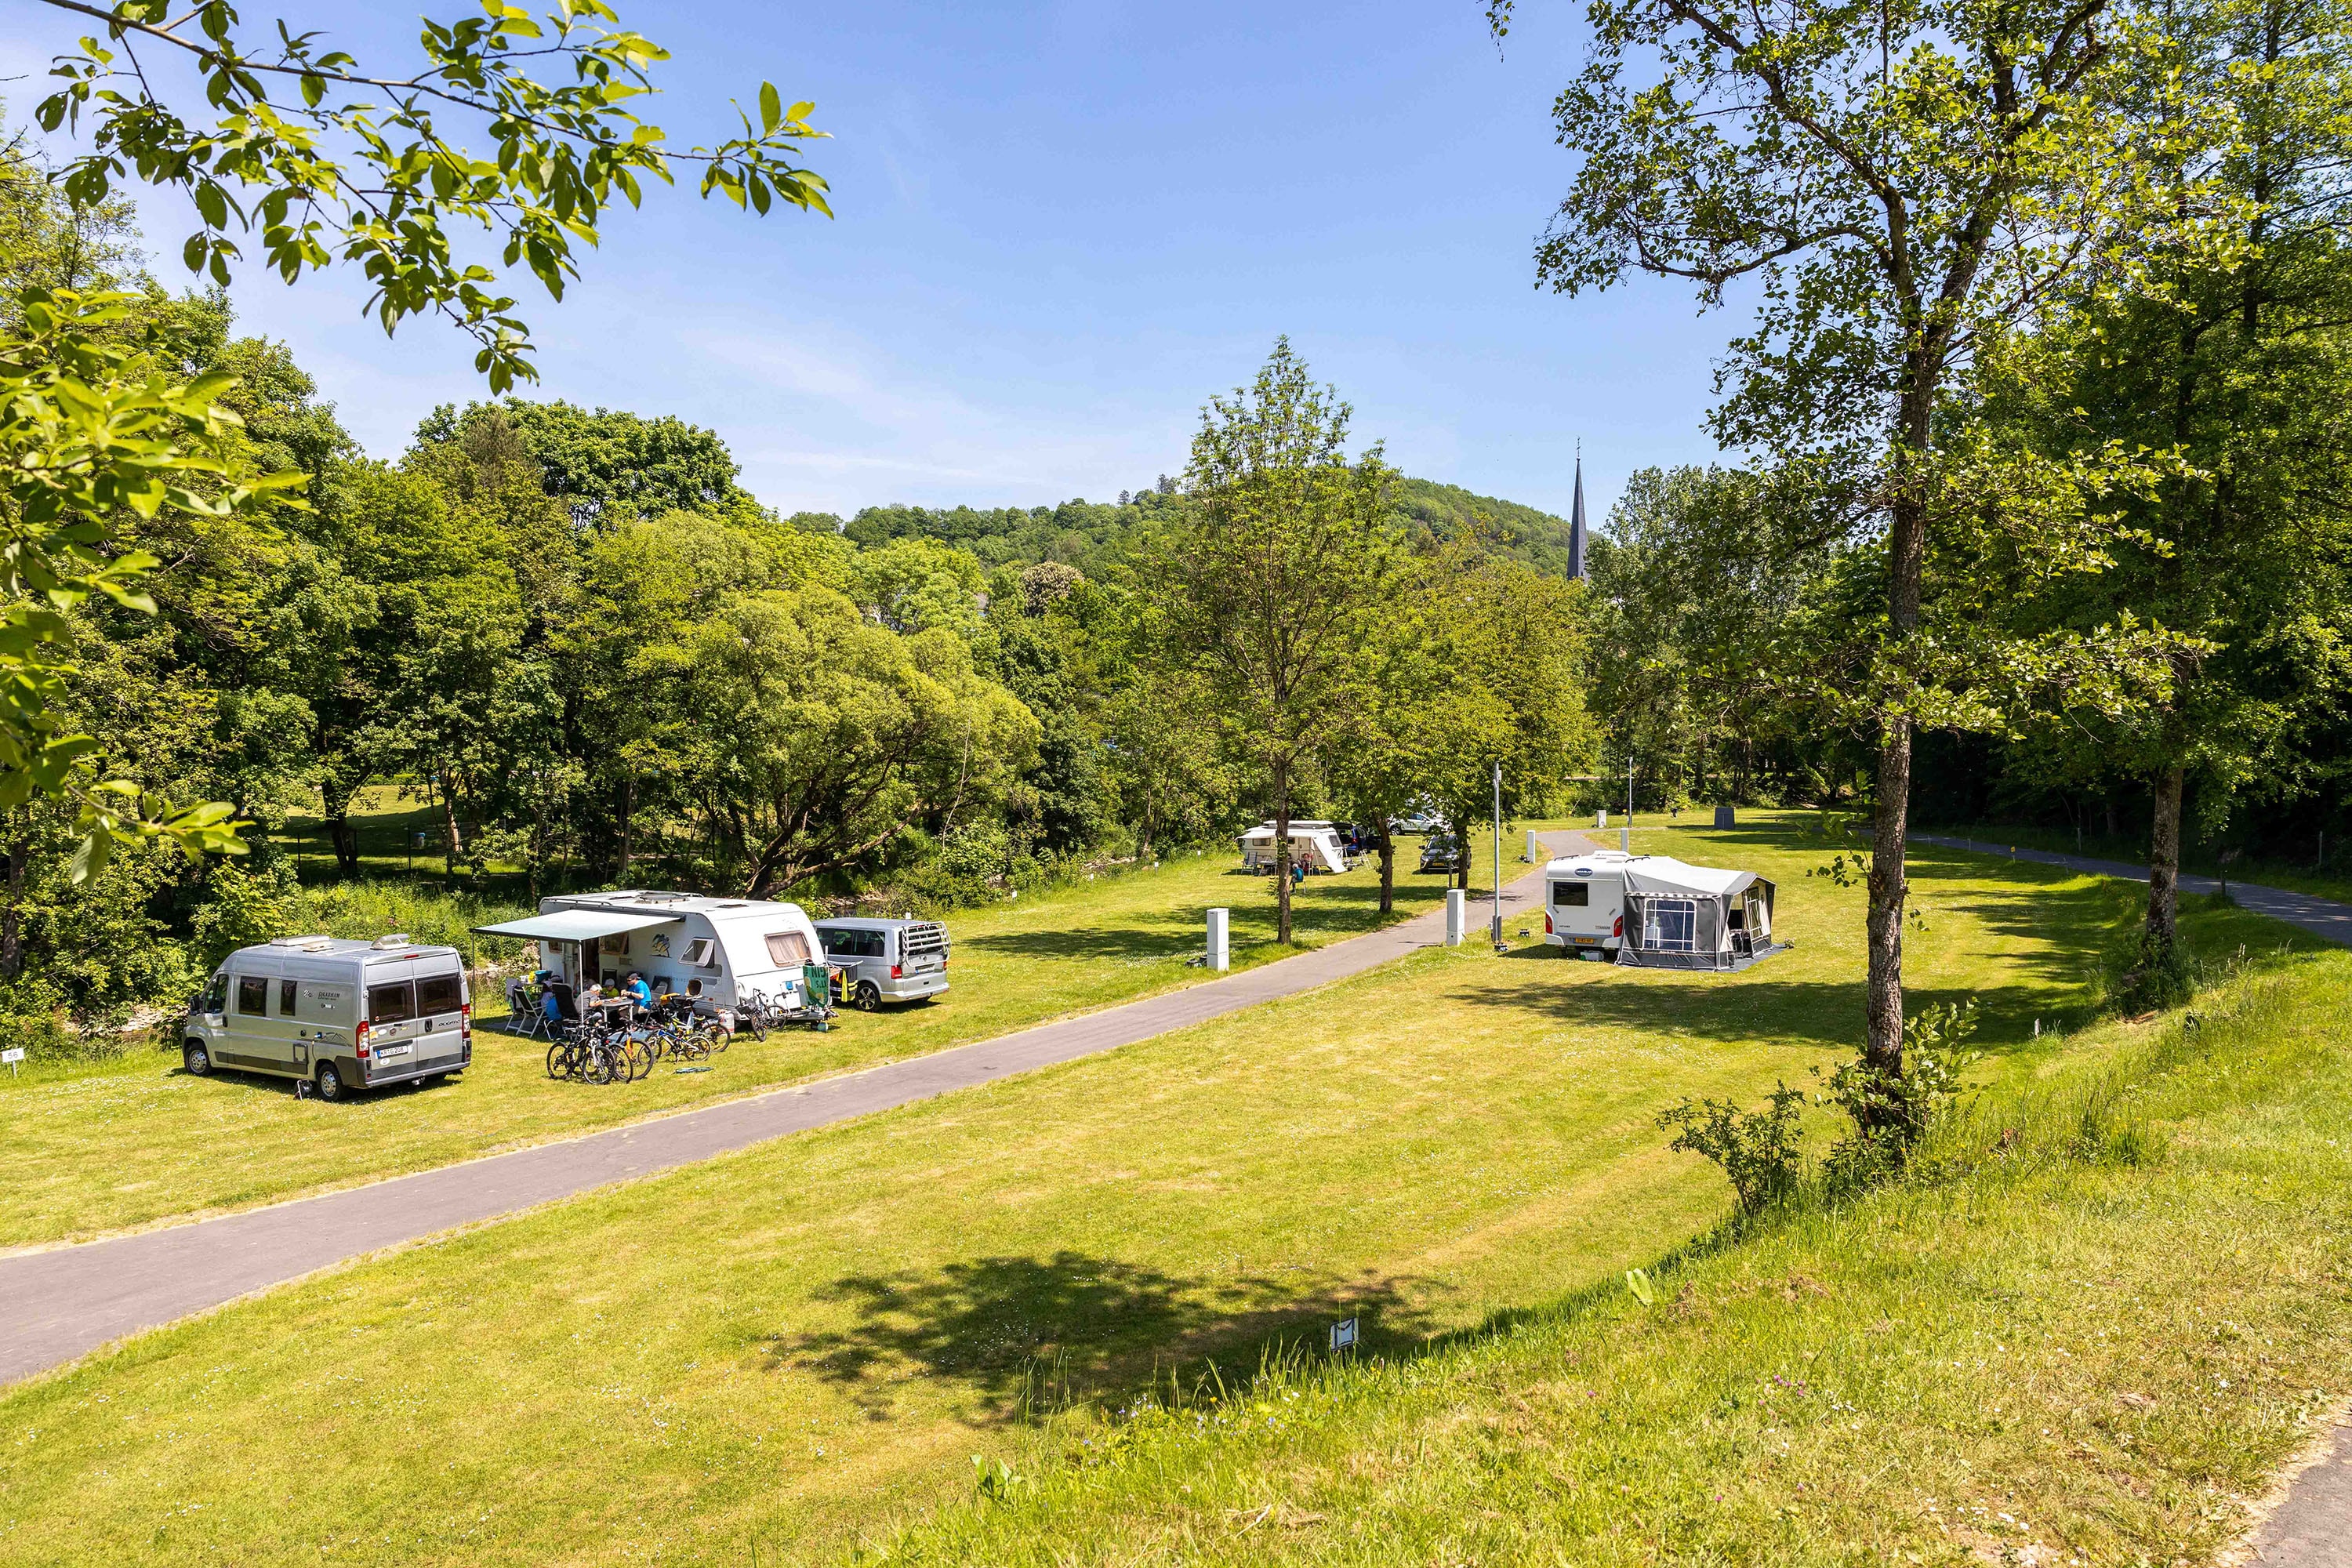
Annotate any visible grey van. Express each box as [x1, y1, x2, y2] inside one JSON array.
[[813, 918, 949, 1010], [182, 935, 473, 1100]]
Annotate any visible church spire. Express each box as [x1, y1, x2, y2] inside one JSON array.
[[1567, 444, 1588, 581]]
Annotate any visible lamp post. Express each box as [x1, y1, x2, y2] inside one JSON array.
[[1621, 751, 1633, 854], [1491, 759, 1504, 949]]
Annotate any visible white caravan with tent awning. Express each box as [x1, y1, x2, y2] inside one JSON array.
[[1236, 821, 1350, 874], [472, 891, 826, 1010], [1541, 851, 1788, 969]]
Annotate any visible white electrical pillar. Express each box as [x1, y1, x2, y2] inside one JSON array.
[[1445, 889, 1465, 946], [1206, 907, 1229, 972], [1525, 828, 1539, 863]]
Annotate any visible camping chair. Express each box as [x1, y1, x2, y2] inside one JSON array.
[[506, 978, 549, 1040]]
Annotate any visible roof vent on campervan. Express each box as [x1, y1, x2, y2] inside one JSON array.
[[268, 935, 336, 952], [371, 932, 414, 949]]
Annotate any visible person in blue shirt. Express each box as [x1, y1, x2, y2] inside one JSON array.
[[540, 982, 563, 1024], [625, 972, 654, 1012]]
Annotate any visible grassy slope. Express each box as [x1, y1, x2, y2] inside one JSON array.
[[882, 952, 2352, 1567], [0, 825, 2271, 1566], [0, 834, 1475, 1250]]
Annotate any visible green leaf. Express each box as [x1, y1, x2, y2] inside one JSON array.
[[759, 82, 781, 134]]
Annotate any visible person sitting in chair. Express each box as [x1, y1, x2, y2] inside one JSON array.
[[624, 971, 654, 1013]]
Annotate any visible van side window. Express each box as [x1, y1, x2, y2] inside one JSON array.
[[368, 981, 417, 1023], [1552, 881, 1590, 908], [765, 931, 811, 967], [416, 974, 463, 1016], [236, 975, 268, 1015], [279, 978, 299, 1016]]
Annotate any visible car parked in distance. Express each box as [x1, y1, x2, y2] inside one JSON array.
[[182, 934, 472, 1100], [1417, 833, 1468, 874], [1391, 808, 1442, 835], [814, 917, 951, 1010]]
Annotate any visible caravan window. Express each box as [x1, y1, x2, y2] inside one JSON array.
[[236, 975, 268, 1016], [1552, 881, 1590, 908], [1642, 898, 1697, 953], [681, 938, 717, 967], [279, 978, 299, 1015], [764, 931, 812, 967]]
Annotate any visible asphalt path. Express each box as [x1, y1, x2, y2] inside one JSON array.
[[0, 833, 1588, 1388], [1911, 833, 2352, 949]]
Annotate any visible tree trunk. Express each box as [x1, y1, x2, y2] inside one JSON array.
[[323, 784, 361, 880], [1863, 439, 1929, 1099], [1864, 715, 1912, 1092], [618, 773, 634, 876], [1377, 822, 1395, 916], [1, 826, 25, 982], [437, 769, 464, 884], [1273, 758, 1293, 946], [2146, 763, 2185, 949]]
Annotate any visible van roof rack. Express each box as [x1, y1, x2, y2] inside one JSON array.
[[370, 932, 413, 949]]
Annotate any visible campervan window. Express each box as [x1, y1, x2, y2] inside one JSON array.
[[237, 976, 268, 1016], [368, 980, 418, 1023], [765, 931, 812, 967], [1552, 881, 1589, 907], [279, 978, 298, 1015], [417, 974, 463, 1016], [1642, 899, 1697, 953], [681, 938, 717, 967], [200, 974, 228, 1014]]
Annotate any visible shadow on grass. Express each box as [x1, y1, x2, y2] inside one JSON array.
[[757, 1250, 1431, 1421]]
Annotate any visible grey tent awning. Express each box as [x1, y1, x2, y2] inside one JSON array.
[[470, 910, 681, 942]]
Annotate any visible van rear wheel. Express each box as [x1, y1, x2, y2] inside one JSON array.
[[182, 1040, 211, 1076], [855, 982, 881, 1012], [314, 1062, 346, 1102]]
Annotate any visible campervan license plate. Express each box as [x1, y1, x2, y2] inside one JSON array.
[[1573, 937, 1598, 946], [376, 1042, 411, 1060]]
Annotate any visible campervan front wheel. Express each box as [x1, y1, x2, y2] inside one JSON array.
[[182, 1040, 211, 1076], [314, 1062, 347, 1102]]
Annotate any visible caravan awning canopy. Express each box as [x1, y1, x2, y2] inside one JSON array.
[[1621, 856, 1760, 899], [470, 910, 681, 942]]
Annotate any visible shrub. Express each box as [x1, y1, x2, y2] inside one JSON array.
[[1655, 1081, 1806, 1218], [2114, 928, 2198, 1014]]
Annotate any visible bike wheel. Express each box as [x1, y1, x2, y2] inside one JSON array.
[[546, 1042, 565, 1080]]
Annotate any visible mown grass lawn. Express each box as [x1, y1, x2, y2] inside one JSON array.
[[0, 830, 1489, 1250], [0, 823, 2293, 1566], [882, 949, 2352, 1568]]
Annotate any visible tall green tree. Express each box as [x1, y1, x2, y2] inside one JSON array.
[[1148, 339, 1399, 945], [1504, 0, 2201, 1118]]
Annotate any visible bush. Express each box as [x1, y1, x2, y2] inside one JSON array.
[[2114, 928, 2198, 1013], [1655, 1082, 1807, 1218], [1813, 999, 1983, 1189]]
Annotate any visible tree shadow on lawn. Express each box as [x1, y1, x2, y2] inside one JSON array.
[[755, 1250, 1432, 1422], [967, 881, 1435, 962]]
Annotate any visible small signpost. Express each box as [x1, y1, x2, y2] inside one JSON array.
[[2, 1045, 24, 1079], [1328, 1316, 1359, 1353]]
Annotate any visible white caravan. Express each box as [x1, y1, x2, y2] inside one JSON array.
[[474, 890, 827, 1011], [1542, 851, 1787, 970], [1236, 821, 1350, 874]]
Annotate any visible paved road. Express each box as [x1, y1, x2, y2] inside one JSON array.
[[1912, 834, 2352, 949], [0, 834, 1587, 1388], [1921, 833, 2352, 1566]]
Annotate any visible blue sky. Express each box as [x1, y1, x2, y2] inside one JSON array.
[[4, 1, 1736, 523]]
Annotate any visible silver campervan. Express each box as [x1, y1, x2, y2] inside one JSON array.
[[813, 918, 950, 1010], [182, 935, 473, 1100]]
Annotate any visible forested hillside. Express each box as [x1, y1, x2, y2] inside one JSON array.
[[829, 474, 1579, 579]]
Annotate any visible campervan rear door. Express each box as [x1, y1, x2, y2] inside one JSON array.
[[413, 964, 469, 1071]]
